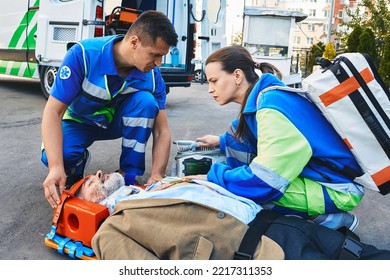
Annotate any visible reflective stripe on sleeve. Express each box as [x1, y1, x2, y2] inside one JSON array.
[[249, 161, 290, 194]]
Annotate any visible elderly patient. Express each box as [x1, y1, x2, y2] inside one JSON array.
[[76, 170, 390, 260], [77, 170, 125, 203], [77, 170, 259, 223]]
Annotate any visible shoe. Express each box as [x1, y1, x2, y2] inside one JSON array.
[[65, 149, 91, 189], [311, 212, 359, 232]]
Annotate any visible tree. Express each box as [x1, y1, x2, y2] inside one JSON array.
[[346, 25, 362, 52], [341, 0, 390, 61], [306, 42, 325, 76], [360, 0, 390, 44], [231, 31, 242, 46], [323, 42, 337, 60], [379, 34, 390, 88], [358, 28, 378, 66]]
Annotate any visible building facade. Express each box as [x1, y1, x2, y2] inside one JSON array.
[[246, 0, 359, 50], [245, 0, 359, 75]]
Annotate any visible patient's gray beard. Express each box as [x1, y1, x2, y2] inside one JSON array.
[[101, 172, 125, 197]]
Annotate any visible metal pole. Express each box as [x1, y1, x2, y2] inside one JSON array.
[[327, 0, 335, 43], [200, 61, 204, 85]]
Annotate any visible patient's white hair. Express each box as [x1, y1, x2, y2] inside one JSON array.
[[77, 172, 125, 203], [102, 172, 125, 197]]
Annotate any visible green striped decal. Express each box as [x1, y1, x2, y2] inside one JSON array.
[[0, 60, 8, 73], [0, 60, 37, 78], [25, 61, 37, 77], [3, 0, 39, 78], [23, 23, 37, 49], [8, 0, 39, 49]]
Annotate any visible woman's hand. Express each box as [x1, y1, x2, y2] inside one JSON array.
[[196, 135, 220, 147]]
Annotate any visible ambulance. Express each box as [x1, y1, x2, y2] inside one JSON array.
[[0, 0, 197, 98]]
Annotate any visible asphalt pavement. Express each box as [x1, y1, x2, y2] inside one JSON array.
[[0, 75, 389, 260]]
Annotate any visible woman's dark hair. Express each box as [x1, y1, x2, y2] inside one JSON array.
[[206, 45, 282, 140], [127, 10, 178, 47]]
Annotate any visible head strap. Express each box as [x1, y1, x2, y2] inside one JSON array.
[[51, 174, 94, 227]]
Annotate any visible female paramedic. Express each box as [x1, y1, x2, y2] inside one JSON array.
[[196, 45, 364, 231]]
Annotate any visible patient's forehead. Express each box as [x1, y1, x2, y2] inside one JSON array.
[[76, 175, 96, 197], [83, 176, 94, 186]]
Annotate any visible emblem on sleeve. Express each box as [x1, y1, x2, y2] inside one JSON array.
[[59, 66, 71, 79]]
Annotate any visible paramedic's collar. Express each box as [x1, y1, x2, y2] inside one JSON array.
[[244, 73, 285, 114], [100, 35, 148, 81]]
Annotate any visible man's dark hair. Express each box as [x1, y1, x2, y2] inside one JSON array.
[[127, 10, 178, 46]]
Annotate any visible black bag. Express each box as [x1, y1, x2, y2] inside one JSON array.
[[235, 210, 390, 260]]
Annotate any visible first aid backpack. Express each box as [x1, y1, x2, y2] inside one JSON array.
[[300, 53, 390, 195]]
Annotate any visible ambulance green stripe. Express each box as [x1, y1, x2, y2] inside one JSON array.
[[29, 62, 37, 72], [23, 62, 37, 77], [0, 61, 9, 74], [23, 66, 30, 77], [9, 0, 40, 48], [9, 15, 28, 48], [23, 24, 37, 49], [0, 60, 37, 77], [10, 62, 22, 76]]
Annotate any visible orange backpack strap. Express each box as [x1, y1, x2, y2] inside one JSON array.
[[51, 174, 93, 227]]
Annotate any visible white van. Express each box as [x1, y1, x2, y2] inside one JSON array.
[[0, 0, 197, 98]]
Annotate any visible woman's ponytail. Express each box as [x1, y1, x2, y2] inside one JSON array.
[[254, 62, 283, 80]]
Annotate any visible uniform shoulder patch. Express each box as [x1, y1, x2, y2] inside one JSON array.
[[59, 66, 71, 79]]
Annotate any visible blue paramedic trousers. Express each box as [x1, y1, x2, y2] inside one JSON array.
[[41, 91, 159, 177]]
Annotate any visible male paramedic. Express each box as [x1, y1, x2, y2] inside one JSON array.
[[41, 11, 178, 208], [74, 170, 390, 260]]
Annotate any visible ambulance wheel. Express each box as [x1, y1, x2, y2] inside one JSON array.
[[40, 66, 58, 99]]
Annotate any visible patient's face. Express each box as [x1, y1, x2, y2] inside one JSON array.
[[77, 170, 125, 203]]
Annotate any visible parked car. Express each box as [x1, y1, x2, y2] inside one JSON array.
[[192, 59, 207, 83]]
